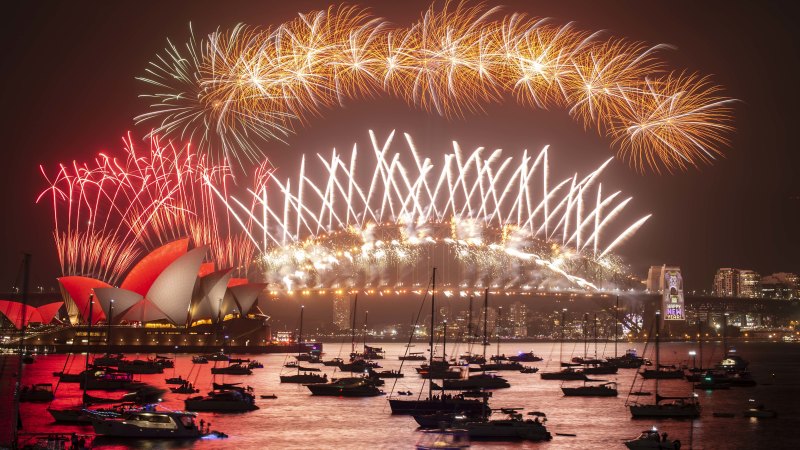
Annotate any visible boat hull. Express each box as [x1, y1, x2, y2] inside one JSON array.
[[389, 398, 488, 416], [183, 400, 258, 412], [561, 387, 617, 397], [629, 404, 700, 418]]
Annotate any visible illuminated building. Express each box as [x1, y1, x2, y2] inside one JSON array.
[[508, 302, 529, 338], [332, 296, 351, 331], [712, 268, 761, 298], [761, 272, 799, 299], [738, 270, 761, 298], [713, 268, 739, 297]]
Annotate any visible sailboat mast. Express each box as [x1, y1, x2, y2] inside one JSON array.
[[467, 296, 473, 345], [351, 294, 358, 355], [655, 310, 661, 398], [594, 313, 598, 360], [583, 313, 588, 362], [614, 296, 619, 358], [363, 311, 368, 354], [298, 305, 304, 358], [496, 307, 502, 359], [561, 309, 566, 364], [429, 268, 436, 401], [442, 317, 446, 403], [107, 300, 114, 353], [483, 289, 488, 362], [83, 294, 94, 404]]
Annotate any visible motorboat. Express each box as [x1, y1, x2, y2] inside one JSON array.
[[322, 357, 344, 366], [80, 370, 145, 391], [390, 393, 489, 416], [463, 409, 551, 442], [154, 355, 174, 367], [284, 363, 320, 372], [562, 381, 618, 397], [489, 354, 508, 362], [118, 359, 165, 374], [400, 352, 428, 361], [415, 428, 470, 450], [248, 360, 264, 369], [19, 383, 55, 402], [351, 345, 385, 360], [459, 353, 486, 365], [91, 409, 203, 438], [369, 368, 404, 378], [414, 411, 470, 429], [606, 349, 647, 369], [48, 402, 142, 424], [539, 368, 587, 380], [280, 372, 328, 383], [166, 376, 186, 385], [507, 351, 543, 362], [630, 395, 701, 418], [624, 426, 682, 449], [93, 353, 126, 367], [184, 388, 258, 412], [192, 356, 208, 364], [582, 364, 619, 375], [305, 377, 383, 397], [479, 361, 524, 371], [170, 382, 200, 394], [205, 352, 230, 362], [694, 372, 731, 390], [416, 359, 465, 379], [640, 365, 684, 379], [210, 363, 252, 375], [743, 403, 777, 418], [519, 367, 538, 374], [339, 359, 381, 372], [432, 373, 510, 390]]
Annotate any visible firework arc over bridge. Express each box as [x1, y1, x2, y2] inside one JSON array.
[[214, 130, 650, 292], [138, 2, 734, 172]]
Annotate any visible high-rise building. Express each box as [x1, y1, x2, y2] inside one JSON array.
[[508, 301, 529, 338], [713, 268, 762, 298], [713, 268, 739, 297], [738, 270, 761, 298], [332, 296, 350, 330]]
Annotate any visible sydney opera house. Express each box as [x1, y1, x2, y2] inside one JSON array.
[[1, 239, 275, 352]]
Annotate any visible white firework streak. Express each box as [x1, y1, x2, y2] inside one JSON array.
[[210, 130, 650, 290]]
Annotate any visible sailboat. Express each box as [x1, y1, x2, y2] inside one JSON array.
[[281, 306, 326, 383], [436, 289, 510, 390], [562, 380, 618, 397], [580, 314, 618, 375], [629, 310, 700, 418], [480, 306, 523, 372], [389, 269, 488, 417], [540, 309, 588, 381]]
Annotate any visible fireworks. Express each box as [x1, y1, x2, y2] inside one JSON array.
[[138, 2, 735, 172], [37, 134, 257, 283], [215, 130, 650, 291]]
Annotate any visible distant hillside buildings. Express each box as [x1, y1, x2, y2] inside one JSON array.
[[712, 268, 798, 299]]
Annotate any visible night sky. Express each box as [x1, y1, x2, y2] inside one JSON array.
[[2, 0, 799, 291]]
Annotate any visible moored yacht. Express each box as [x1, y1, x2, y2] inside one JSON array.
[[400, 352, 428, 361], [624, 426, 681, 449], [305, 376, 383, 397], [91, 409, 204, 438], [561, 381, 618, 397], [507, 351, 543, 362], [432, 373, 510, 390], [540, 368, 588, 380], [184, 386, 258, 412], [463, 409, 552, 442], [210, 363, 252, 375]]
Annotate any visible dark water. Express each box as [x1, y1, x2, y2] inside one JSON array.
[[18, 341, 799, 449]]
